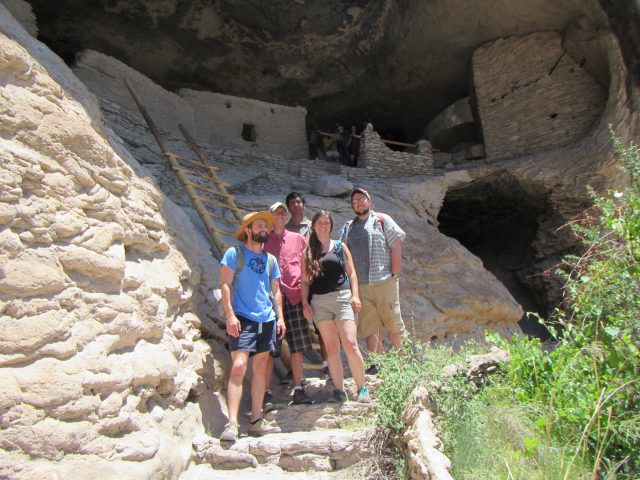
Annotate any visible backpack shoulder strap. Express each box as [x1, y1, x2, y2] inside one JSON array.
[[266, 253, 276, 279], [231, 246, 245, 299], [234, 246, 245, 275], [339, 220, 354, 243], [376, 212, 386, 232], [333, 239, 344, 262]]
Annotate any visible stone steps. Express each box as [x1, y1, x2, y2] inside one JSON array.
[[181, 377, 380, 478]]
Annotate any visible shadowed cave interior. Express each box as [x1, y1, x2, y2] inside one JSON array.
[[438, 179, 553, 338]]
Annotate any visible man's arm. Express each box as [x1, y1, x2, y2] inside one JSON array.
[[271, 278, 286, 339], [220, 265, 241, 337], [389, 238, 403, 276]]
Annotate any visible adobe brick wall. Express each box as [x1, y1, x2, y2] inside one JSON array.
[[472, 32, 606, 162]]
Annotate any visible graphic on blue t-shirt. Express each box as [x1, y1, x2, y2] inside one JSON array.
[[221, 246, 281, 323]]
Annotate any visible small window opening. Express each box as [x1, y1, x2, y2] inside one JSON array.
[[242, 123, 257, 142]]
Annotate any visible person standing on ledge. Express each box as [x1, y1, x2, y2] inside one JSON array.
[[285, 191, 330, 377], [341, 187, 406, 372], [301, 210, 370, 403], [219, 211, 286, 442]]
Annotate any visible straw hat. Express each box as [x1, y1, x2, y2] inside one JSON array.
[[235, 211, 274, 242]]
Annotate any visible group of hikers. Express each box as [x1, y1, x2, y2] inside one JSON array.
[[219, 188, 405, 442], [309, 121, 373, 166]]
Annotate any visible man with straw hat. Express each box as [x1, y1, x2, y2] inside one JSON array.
[[219, 211, 286, 442]]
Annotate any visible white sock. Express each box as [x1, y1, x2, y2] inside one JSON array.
[[322, 361, 328, 368]]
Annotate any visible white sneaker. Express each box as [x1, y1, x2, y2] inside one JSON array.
[[248, 417, 281, 437], [220, 421, 239, 442]]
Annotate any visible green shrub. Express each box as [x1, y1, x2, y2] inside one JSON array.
[[491, 131, 640, 478], [372, 337, 589, 479], [370, 340, 454, 431]]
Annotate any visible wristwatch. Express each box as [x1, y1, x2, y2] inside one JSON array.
[[391, 273, 400, 279]]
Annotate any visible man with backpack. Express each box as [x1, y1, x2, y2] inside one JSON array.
[[341, 188, 406, 370], [219, 211, 286, 442]]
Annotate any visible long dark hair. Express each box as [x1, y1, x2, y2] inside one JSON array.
[[304, 210, 333, 282]]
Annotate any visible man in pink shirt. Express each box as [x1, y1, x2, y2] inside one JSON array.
[[264, 202, 313, 405]]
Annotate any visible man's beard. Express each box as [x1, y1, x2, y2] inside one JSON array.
[[252, 231, 269, 243], [354, 207, 370, 216]]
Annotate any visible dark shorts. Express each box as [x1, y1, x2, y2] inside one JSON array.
[[227, 316, 276, 356], [283, 296, 313, 353]]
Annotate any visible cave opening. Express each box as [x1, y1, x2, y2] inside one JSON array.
[[438, 178, 552, 338]]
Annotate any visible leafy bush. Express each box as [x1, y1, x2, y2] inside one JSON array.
[[493, 132, 640, 478], [370, 340, 453, 430]]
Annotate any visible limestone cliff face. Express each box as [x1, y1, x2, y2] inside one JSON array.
[[0, 7, 224, 478]]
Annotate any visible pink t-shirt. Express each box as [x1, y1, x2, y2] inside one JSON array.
[[264, 229, 307, 305]]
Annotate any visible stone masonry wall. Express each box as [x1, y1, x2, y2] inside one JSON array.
[[472, 31, 606, 162], [74, 50, 308, 161], [359, 130, 434, 175]]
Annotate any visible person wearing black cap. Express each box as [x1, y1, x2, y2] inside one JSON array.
[[219, 211, 286, 442], [341, 188, 406, 366]]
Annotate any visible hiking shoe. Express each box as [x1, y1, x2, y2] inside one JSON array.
[[279, 371, 293, 385], [248, 417, 281, 437], [220, 421, 238, 442], [365, 365, 379, 375], [357, 386, 371, 403], [292, 388, 313, 405], [263, 391, 275, 413], [332, 389, 348, 403]]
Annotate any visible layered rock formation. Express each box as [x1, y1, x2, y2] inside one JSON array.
[[0, 6, 225, 478]]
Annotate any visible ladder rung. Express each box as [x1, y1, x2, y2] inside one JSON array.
[[194, 194, 243, 212], [177, 167, 217, 183], [173, 163, 231, 188], [201, 209, 240, 223], [186, 181, 236, 199], [176, 155, 220, 172]]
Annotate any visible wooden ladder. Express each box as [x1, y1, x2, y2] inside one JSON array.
[[124, 78, 244, 259]]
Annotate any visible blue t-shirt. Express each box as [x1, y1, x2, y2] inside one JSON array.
[[221, 246, 281, 323]]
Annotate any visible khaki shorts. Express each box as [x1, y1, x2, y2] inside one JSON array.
[[357, 276, 405, 337], [311, 289, 355, 323]]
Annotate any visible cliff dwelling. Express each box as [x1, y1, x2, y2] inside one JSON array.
[[1, 0, 639, 478]]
